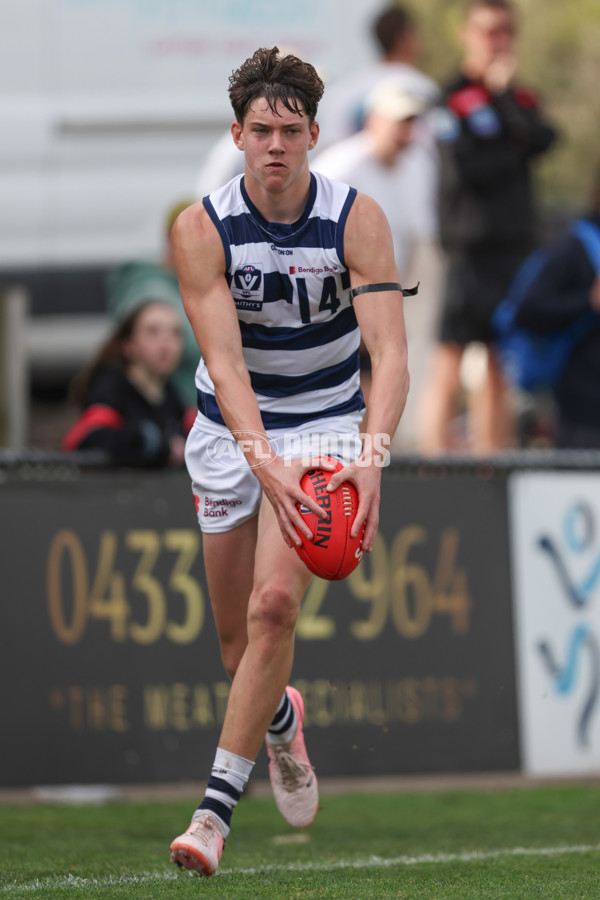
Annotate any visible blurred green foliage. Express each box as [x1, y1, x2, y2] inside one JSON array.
[[404, 0, 600, 212]]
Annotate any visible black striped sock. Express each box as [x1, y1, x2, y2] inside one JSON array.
[[195, 748, 254, 838], [198, 775, 240, 834], [266, 689, 297, 745]]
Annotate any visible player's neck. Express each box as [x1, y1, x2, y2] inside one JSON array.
[[243, 168, 312, 225]]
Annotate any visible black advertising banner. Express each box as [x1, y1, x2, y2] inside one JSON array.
[[0, 466, 518, 787]]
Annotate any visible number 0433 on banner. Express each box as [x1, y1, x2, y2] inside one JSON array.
[[46, 529, 204, 646]]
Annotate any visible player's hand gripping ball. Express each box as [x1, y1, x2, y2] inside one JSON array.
[[294, 457, 364, 580]]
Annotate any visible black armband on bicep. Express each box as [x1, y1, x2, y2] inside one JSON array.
[[348, 282, 419, 302]]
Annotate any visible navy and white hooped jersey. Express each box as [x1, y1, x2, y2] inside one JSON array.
[[196, 171, 363, 430]]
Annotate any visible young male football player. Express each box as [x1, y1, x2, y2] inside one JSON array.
[[169, 46, 410, 876]]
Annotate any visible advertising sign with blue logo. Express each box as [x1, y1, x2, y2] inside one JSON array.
[[510, 473, 600, 775]]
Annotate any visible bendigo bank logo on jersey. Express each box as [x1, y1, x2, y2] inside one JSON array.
[[233, 264, 263, 310]]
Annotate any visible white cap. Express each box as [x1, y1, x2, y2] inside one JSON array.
[[365, 81, 428, 121]]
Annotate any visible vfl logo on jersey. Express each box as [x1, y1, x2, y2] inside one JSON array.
[[232, 264, 263, 310]]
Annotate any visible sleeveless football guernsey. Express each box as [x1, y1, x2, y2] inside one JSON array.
[[196, 172, 363, 430]]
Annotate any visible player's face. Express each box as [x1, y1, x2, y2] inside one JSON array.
[[232, 97, 319, 193], [124, 303, 183, 379], [462, 6, 516, 70]]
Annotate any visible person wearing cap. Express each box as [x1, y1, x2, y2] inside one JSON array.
[[316, 4, 439, 153], [312, 80, 443, 451], [314, 82, 430, 272]]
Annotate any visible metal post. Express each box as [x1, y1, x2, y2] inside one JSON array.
[[0, 286, 30, 447]]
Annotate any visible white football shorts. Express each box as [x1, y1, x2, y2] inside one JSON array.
[[185, 410, 364, 533]]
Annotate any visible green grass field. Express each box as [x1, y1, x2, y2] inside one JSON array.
[[1, 783, 599, 899]]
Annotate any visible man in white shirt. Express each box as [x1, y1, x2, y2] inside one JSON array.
[[313, 81, 444, 451], [314, 84, 431, 272]]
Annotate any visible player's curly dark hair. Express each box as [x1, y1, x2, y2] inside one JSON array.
[[228, 47, 324, 124]]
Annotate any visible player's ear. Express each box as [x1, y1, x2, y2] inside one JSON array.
[[232, 121, 244, 150], [308, 120, 319, 151]]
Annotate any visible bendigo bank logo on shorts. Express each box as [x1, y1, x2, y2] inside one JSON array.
[[202, 496, 243, 519], [194, 492, 243, 519], [232, 264, 263, 310]]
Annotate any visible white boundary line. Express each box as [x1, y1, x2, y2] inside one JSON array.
[[1, 843, 599, 893]]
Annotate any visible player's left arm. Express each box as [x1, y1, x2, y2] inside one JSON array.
[[327, 192, 409, 552]]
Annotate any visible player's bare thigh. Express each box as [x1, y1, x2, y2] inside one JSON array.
[[202, 514, 258, 677]]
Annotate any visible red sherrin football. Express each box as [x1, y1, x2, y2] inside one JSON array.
[[294, 457, 364, 581]]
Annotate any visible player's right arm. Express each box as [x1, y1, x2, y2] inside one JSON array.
[[171, 203, 329, 546], [172, 203, 261, 442]]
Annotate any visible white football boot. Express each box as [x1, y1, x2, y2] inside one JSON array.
[[267, 686, 319, 828]]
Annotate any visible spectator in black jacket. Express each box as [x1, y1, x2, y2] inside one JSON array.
[[515, 173, 600, 450], [418, 0, 556, 455], [63, 301, 194, 466]]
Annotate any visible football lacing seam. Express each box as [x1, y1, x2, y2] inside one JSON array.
[[341, 486, 354, 516]]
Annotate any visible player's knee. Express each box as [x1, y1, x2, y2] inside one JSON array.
[[248, 583, 297, 642]]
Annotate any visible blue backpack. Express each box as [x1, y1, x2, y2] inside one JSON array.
[[492, 219, 600, 392]]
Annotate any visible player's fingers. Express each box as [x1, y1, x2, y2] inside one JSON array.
[[294, 489, 324, 531], [293, 484, 328, 520], [326, 471, 348, 492], [313, 457, 337, 471], [276, 510, 296, 548], [349, 485, 370, 536], [299, 457, 337, 488], [326, 464, 358, 493], [270, 497, 302, 547], [361, 512, 379, 553], [287, 525, 303, 548], [286, 459, 332, 519], [362, 505, 379, 553], [278, 489, 316, 540], [297, 456, 336, 474], [352, 499, 378, 551]]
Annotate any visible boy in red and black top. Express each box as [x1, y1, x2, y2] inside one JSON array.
[[419, 0, 557, 455]]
